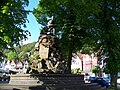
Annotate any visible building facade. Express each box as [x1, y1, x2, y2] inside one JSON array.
[[71, 53, 98, 74]]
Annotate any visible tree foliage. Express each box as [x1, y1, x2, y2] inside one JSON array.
[[4, 42, 36, 61], [33, 0, 93, 73], [92, 66, 100, 74], [6, 51, 18, 60], [0, 0, 30, 52], [71, 68, 82, 74], [87, 0, 120, 88], [33, 0, 120, 88]]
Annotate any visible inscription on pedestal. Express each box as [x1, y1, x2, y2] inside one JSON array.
[[39, 43, 49, 59]]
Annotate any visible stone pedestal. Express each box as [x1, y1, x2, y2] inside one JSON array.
[[0, 74, 106, 90], [9, 74, 43, 85]]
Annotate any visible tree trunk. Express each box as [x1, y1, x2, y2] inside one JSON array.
[[114, 74, 118, 90], [81, 60, 83, 71], [67, 50, 72, 73], [110, 73, 118, 90]]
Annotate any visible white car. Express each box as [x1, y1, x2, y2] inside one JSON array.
[[117, 78, 120, 84]]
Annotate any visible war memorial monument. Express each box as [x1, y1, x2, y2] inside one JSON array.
[[0, 17, 106, 90]]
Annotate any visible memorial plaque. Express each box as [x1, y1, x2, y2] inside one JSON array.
[[39, 43, 49, 59]]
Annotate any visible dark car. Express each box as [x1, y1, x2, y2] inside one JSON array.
[[89, 77, 110, 88], [88, 76, 96, 82]]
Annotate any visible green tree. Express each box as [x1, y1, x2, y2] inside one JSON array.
[[88, 1, 120, 89], [71, 68, 82, 74], [16, 42, 36, 61], [6, 51, 18, 60], [4, 42, 36, 61], [33, 1, 120, 89], [92, 66, 100, 77], [0, 0, 30, 56], [33, 0, 92, 73]]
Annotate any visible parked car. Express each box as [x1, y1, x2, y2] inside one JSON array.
[[103, 77, 110, 85], [89, 77, 110, 88], [88, 76, 96, 82]]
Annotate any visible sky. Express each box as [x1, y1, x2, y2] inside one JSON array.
[[22, 0, 41, 44]]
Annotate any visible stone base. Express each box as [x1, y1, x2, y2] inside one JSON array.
[[0, 74, 106, 90], [9, 74, 43, 85]]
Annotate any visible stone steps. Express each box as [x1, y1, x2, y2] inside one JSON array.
[[29, 83, 106, 90], [9, 79, 43, 85], [0, 83, 106, 90], [0, 74, 107, 90], [37, 79, 84, 84]]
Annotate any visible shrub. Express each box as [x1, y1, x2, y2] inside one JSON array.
[[71, 68, 82, 74]]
